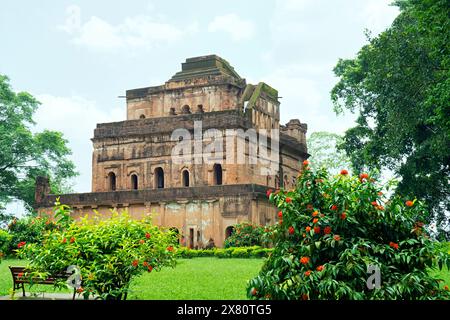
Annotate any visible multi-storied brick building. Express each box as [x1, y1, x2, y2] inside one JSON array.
[[36, 55, 309, 247]]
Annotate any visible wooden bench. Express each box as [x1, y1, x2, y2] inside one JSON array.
[[9, 266, 77, 299]]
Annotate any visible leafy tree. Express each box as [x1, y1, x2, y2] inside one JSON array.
[[331, 0, 450, 239], [0, 74, 78, 213], [307, 131, 352, 174], [248, 162, 450, 300]]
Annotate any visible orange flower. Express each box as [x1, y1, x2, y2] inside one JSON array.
[[378, 191, 383, 196], [143, 261, 149, 267], [167, 246, 174, 252], [324, 226, 332, 234], [300, 256, 310, 265], [313, 218, 319, 224], [301, 294, 309, 300], [278, 211, 283, 218], [331, 205, 338, 211], [76, 287, 84, 293], [314, 226, 321, 234], [371, 201, 378, 206], [288, 226, 295, 235], [304, 270, 311, 277], [306, 204, 313, 211], [303, 160, 309, 166], [62, 238, 67, 244], [139, 239, 145, 244], [266, 189, 273, 197], [444, 285, 449, 291], [359, 173, 369, 180], [251, 288, 258, 296], [340, 212, 347, 220], [405, 200, 414, 207], [316, 265, 324, 272], [279, 219, 283, 225], [312, 211, 319, 217], [302, 233, 306, 238], [377, 205, 385, 211], [148, 265, 153, 273], [389, 242, 399, 250], [285, 197, 292, 203], [305, 226, 311, 232], [18, 272, 24, 279], [340, 169, 348, 175], [132, 260, 139, 267], [70, 237, 75, 243], [333, 234, 341, 241]]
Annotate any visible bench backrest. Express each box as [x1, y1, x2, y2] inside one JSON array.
[[9, 266, 71, 282]]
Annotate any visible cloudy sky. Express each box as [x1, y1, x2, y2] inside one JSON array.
[[0, 0, 399, 197]]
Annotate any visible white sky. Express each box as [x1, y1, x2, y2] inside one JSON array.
[[0, 0, 399, 202]]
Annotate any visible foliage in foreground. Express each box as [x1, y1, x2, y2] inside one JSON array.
[[18, 203, 177, 300], [248, 162, 450, 300]]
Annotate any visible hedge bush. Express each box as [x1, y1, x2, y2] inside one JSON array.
[[176, 246, 272, 259]]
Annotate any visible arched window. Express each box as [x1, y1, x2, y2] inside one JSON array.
[[213, 164, 222, 185], [108, 172, 116, 191], [225, 226, 235, 239], [139, 114, 145, 119], [155, 167, 164, 189], [182, 170, 190, 187], [181, 105, 191, 114], [131, 174, 138, 190]]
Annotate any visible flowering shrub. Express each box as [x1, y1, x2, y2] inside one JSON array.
[[247, 163, 450, 300], [18, 203, 177, 300], [224, 222, 273, 248]]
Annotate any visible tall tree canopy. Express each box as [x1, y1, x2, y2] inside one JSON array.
[[307, 131, 352, 174], [0, 74, 78, 213], [331, 0, 449, 238]]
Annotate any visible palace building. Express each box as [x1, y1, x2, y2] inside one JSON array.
[[35, 55, 309, 247]]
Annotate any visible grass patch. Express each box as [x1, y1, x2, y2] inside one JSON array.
[[128, 257, 264, 300]]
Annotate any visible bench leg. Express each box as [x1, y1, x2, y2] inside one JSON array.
[[21, 283, 25, 297], [73, 288, 76, 300]]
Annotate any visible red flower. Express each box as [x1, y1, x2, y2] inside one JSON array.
[[313, 218, 319, 224], [278, 211, 283, 218], [148, 265, 153, 273], [331, 205, 338, 211], [371, 201, 378, 206], [312, 211, 319, 217], [143, 261, 149, 267], [405, 200, 414, 207], [444, 285, 449, 291], [285, 197, 292, 203], [132, 260, 139, 267], [305, 226, 311, 232], [316, 265, 324, 272], [324, 226, 332, 235], [303, 160, 309, 166], [314, 226, 321, 234], [340, 169, 348, 175], [62, 238, 67, 244], [18, 272, 24, 279], [76, 287, 84, 293], [139, 239, 145, 244], [376, 205, 384, 211], [288, 226, 295, 235], [304, 270, 311, 277], [340, 212, 347, 220], [306, 204, 313, 211], [389, 242, 399, 250], [279, 219, 283, 225], [70, 237, 75, 243], [300, 256, 310, 265], [251, 288, 258, 296], [17, 241, 26, 249], [301, 294, 309, 300], [167, 246, 174, 252], [145, 232, 151, 239], [333, 235, 341, 241], [378, 191, 383, 196], [266, 189, 273, 198], [359, 173, 369, 181]]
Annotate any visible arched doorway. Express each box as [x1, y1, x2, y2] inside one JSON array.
[[213, 164, 222, 185], [131, 174, 138, 190], [225, 226, 235, 239], [108, 172, 116, 191], [182, 170, 190, 187], [155, 167, 164, 189]]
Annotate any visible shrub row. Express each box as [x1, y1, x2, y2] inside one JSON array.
[[176, 246, 272, 259]]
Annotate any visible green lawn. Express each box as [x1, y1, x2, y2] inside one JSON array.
[[1, 257, 449, 299]]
